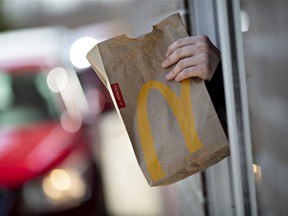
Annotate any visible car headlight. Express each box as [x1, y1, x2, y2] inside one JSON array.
[[42, 168, 86, 203], [19, 153, 93, 215]]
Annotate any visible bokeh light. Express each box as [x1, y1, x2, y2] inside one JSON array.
[[69, 37, 98, 69]]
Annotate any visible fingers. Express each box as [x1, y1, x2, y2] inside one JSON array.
[[165, 55, 198, 80], [166, 54, 211, 82], [161, 35, 220, 82], [161, 44, 195, 68], [162, 35, 210, 67], [165, 36, 206, 57]]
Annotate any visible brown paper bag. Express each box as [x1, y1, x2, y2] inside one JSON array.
[[87, 13, 229, 186]]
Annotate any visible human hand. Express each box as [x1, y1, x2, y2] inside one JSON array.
[[161, 35, 221, 82]]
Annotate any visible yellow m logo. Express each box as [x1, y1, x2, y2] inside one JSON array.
[[137, 79, 203, 182]]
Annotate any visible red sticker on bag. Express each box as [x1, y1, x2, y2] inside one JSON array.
[[111, 83, 126, 109]]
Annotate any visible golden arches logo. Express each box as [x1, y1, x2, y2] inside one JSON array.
[[137, 79, 203, 182]]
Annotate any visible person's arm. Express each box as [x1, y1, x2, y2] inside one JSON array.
[[161, 35, 221, 82]]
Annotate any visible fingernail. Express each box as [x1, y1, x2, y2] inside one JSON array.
[[165, 72, 172, 80], [161, 60, 166, 67]]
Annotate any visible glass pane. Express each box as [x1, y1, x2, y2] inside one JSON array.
[[0, 71, 58, 127], [240, 1, 288, 215]]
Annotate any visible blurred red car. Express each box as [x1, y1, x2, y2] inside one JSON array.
[[0, 27, 109, 215]]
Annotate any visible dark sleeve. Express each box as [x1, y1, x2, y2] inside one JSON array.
[[205, 61, 227, 132]]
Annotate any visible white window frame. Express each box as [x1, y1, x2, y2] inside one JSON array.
[[187, 0, 258, 215], [216, 1, 257, 215]]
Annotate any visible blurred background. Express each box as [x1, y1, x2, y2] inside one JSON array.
[[0, 1, 190, 216], [1, 1, 288, 216]]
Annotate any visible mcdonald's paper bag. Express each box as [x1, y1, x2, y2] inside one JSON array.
[[87, 13, 229, 186]]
